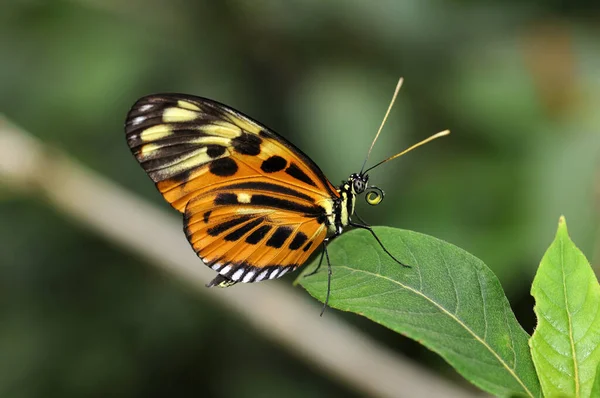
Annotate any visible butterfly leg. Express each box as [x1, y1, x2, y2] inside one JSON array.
[[303, 238, 334, 316], [349, 216, 410, 268], [320, 243, 333, 317], [304, 238, 329, 277]]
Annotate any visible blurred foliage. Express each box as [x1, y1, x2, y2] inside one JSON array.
[[1, 0, 599, 397]]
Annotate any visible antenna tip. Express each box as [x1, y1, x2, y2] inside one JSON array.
[[436, 129, 451, 138]]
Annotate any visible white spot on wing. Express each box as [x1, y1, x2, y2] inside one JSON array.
[[231, 268, 244, 281], [211, 263, 222, 271], [132, 116, 145, 126], [255, 270, 269, 282], [237, 193, 251, 203], [279, 268, 289, 277], [139, 104, 154, 112], [242, 271, 255, 283], [269, 268, 280, 279], [219, 265, 231, 275]]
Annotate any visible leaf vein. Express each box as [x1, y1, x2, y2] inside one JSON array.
[[336, 265, 535, 397], [476, 268, 489, 341], [561, 237, 580, 396], [438, 244, 459, 315]]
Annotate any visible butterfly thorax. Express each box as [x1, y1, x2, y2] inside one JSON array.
[[327, 173, 368, 236]]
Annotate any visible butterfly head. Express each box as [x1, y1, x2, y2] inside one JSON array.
[[348, 173, 384, 206], [349, 173, 368, 194]]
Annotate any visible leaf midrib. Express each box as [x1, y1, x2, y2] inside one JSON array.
[[336, 265, 535, 397], [561, 237, 580, 397]]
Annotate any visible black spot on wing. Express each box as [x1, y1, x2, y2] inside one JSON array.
[[209, 158, 238, 176], [206, 145, 226, 158], [303, 241, 313, 252], [225, 182, 314, 202], [289, 232, 308, 250], [285, 163, 317, 187], [250, 194, 319, 215], [266, 226, 293, 248], [207, 215, 253, 236], [214, 193, 238, 205], [260, 155, 287, 173], [231, 133, 262, 156], [224, 218, 263, 241], [203, 211, 212, 223], [245, 225, 272, 244]]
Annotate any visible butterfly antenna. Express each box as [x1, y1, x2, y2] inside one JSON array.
[[363, 129, 450, 174], [359, 77, 404, 175]]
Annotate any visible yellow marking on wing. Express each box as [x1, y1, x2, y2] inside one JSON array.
[[140, 143, 160, 157], [318, 198, 334, 214], [163, 107, 198, 122], [165, 151, 213, 175], [318, 198, 336, 234], [200, 123, 242, 138], [237, 193, 251, 203], [140, 125, 172, 141], [155, 141, 227, 179], [195, 137, 232, 147], [177, 100, 201, 111], [230, 114, 261, 135], [167, 137, 232, 167], [236, 208, 274, 215]]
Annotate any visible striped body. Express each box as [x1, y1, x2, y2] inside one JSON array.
[[329, 181, 357, 236]]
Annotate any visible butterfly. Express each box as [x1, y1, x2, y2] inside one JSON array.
[[125, 78, 449, 314]]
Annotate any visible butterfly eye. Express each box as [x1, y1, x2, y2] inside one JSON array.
[[365, 186, 385, 206], [353, 179, 366, 193]]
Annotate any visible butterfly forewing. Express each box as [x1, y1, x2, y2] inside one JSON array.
[[125, 94, 338, 284], [126, 94, 337, 210]]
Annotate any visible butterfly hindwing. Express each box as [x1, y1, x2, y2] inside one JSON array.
[[125, 94, 338, 283], [184, 187, 328, 285]]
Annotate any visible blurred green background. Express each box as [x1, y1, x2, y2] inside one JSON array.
[[1, 1, 599, 397]]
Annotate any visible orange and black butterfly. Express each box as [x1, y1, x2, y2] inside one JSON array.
[[125, 78, 449, 312]]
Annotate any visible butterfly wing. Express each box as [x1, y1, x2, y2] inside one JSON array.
[[184, 187, 328, 286], [125, 94, 337, 284]]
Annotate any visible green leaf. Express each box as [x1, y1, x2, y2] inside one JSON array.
[[592, 363, 600, 398], [298, 227, 541, 397], [529, 216, 600, 398]]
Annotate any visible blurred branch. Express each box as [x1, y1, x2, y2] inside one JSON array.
[[0, 116, 485, 398]]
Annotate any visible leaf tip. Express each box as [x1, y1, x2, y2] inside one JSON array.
[[556, 215, 568, 237]]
